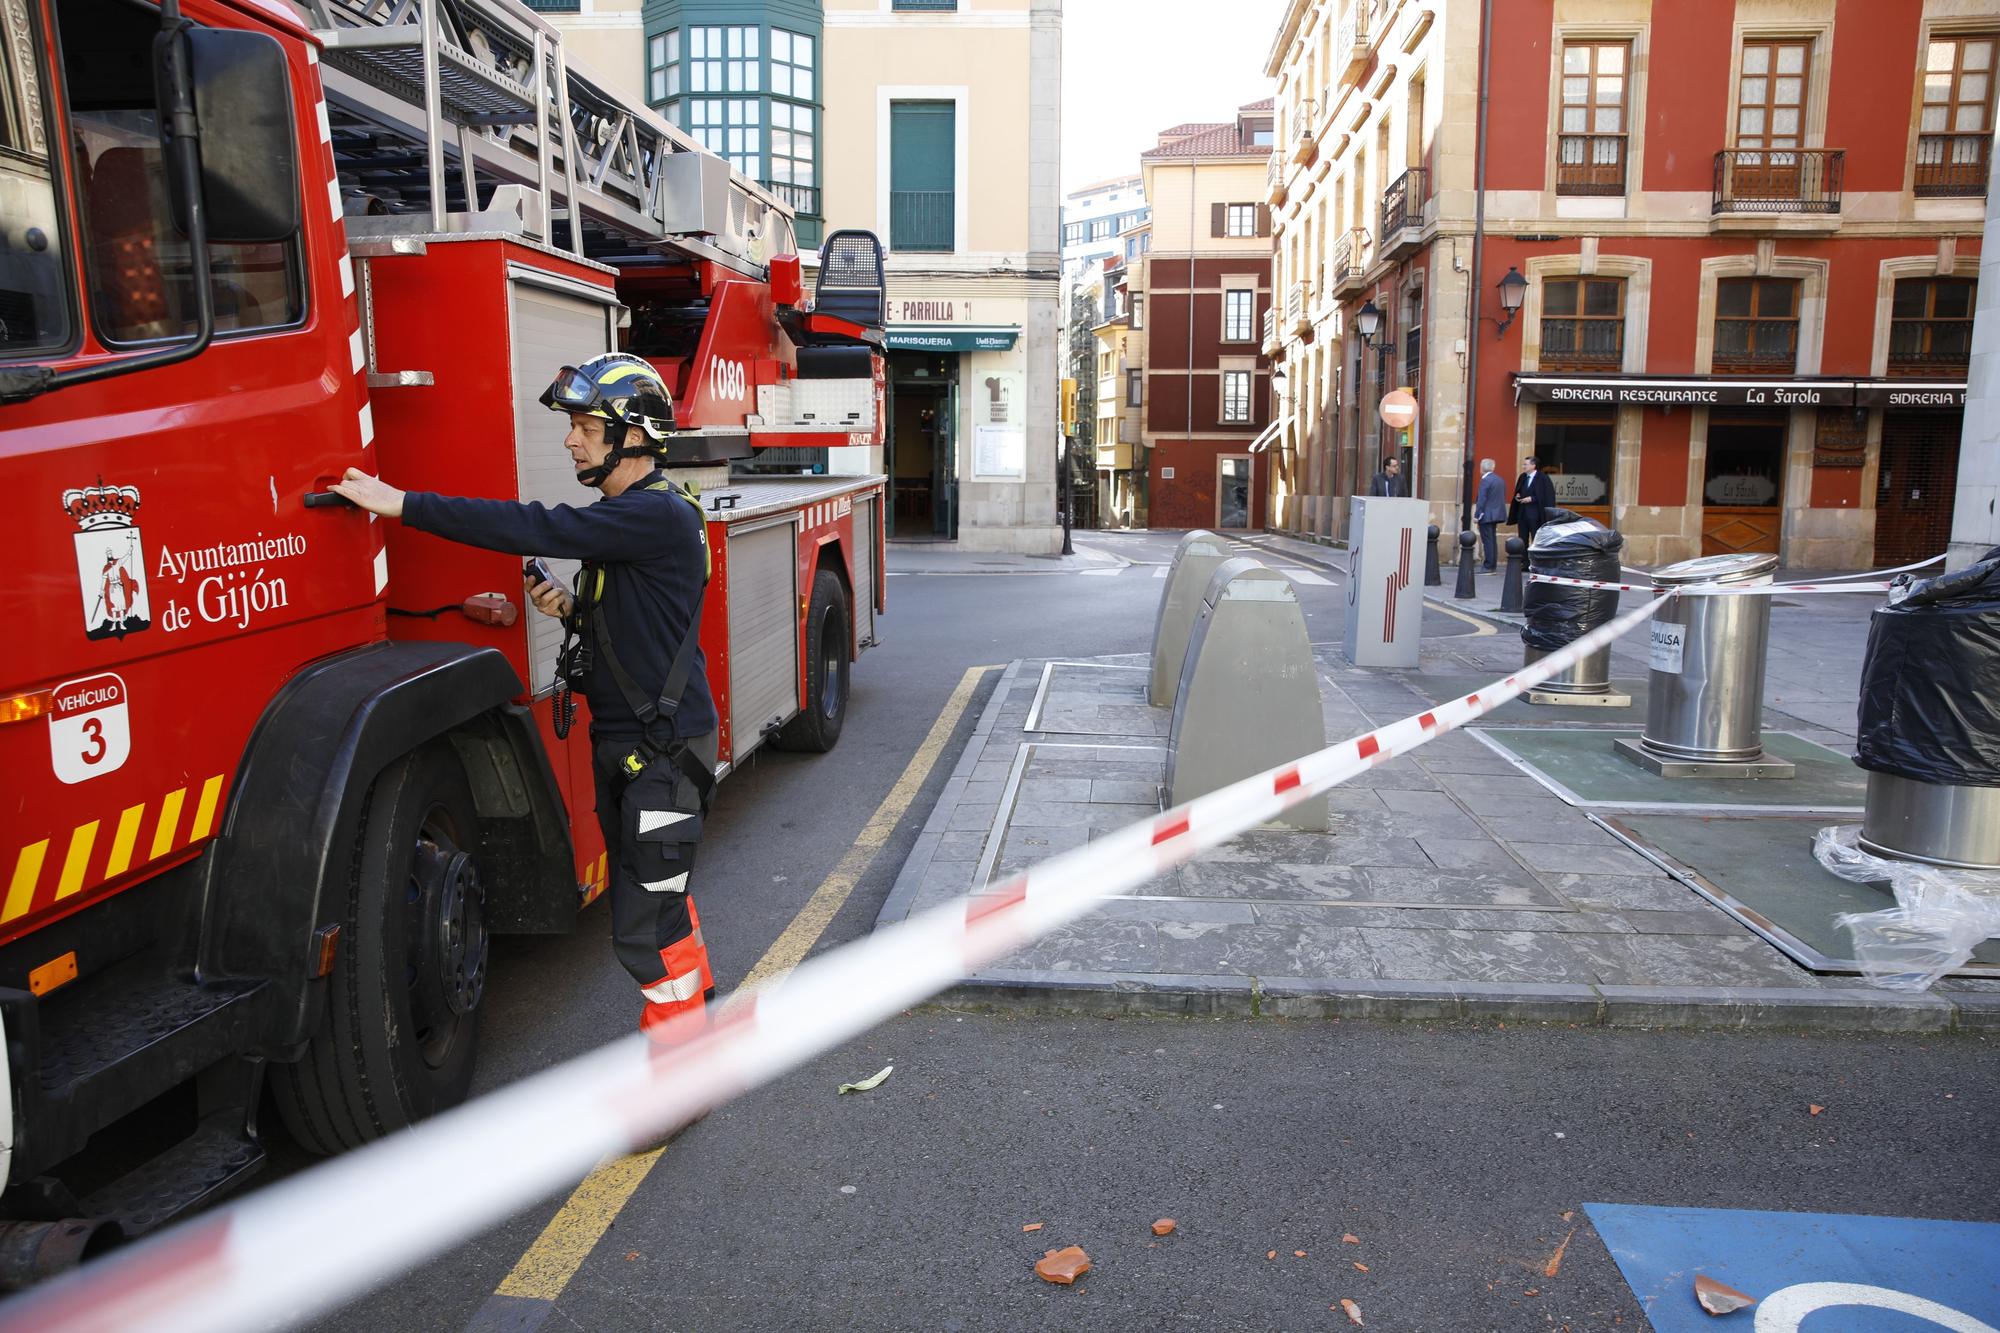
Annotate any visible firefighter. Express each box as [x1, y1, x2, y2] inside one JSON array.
[[330, 352, 720, 1044]]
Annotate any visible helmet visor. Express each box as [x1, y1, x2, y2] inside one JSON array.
[[539, 366, 599, 412]]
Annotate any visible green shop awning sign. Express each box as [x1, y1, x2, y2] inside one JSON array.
[[885, 324, 1019, 352]]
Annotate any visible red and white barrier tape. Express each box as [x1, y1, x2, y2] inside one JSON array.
[[1525, 572, 1896, 596], [0, 594, 1675, 1333]]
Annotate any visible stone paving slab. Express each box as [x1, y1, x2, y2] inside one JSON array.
[[876, 654, 1984, 1032]]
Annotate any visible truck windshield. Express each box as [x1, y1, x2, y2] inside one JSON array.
[[0, 0, 74, 359], [57, 0, 304, 346]]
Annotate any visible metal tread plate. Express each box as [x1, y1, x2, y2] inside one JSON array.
[[36, 973, 263, 1097], [78, 1120, 266, 1236]]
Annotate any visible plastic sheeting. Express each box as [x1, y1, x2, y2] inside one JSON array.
[[1521, 510, 1625, 652], [1855, 546, 2000, 786], [1818, 824, 2000, 991]]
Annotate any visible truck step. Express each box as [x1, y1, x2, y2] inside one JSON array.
[[78, 1119, 265, 1238], [35, 968, 265, 1145]]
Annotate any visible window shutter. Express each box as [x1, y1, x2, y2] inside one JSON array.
[[1211, 202, 1226, 237], [1255, 205, 1271, 236]]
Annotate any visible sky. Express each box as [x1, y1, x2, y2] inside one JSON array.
[[1061, 0, 1291, 195]]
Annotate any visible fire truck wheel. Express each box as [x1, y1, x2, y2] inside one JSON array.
[[772, 568, 850, 753], [272, 743, 489, 1155]]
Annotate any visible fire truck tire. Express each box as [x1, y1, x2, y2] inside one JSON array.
[[272, 743, 489, 1155], [772, 568, 850, 753]]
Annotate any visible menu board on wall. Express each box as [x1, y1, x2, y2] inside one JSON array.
[[1813, 408, 1867, 468], [973, 426, 1026, 479]]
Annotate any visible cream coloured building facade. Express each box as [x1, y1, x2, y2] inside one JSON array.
[[815, 0, 1064, 553], [1264, 0, 1479, 544]]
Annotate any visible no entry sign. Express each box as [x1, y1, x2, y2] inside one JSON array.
[[1378, 389, 1417, 430]]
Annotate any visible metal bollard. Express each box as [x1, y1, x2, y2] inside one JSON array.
[[1453, 530, 1478, 599], [1614, 552, 1794, 778], [1149, 530, 1236, 707], [1424, 523, 1443, 587], [1498, 537, 1526, 613]]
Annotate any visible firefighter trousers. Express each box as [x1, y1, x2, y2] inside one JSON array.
[[592, 729, 719, 1040]]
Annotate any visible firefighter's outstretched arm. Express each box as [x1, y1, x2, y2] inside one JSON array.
[[330, 467, 406, 518]]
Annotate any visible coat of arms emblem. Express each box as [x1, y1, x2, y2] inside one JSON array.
[[64, 480, 152, 641]]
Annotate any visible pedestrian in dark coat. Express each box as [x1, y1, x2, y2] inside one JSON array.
[[1473, 457, 1507, 571], [1368, 456, 1407, 497], [1509, 455, 1557, 547]]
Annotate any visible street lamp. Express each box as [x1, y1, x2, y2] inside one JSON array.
[[1493, 266, 1529, 338], [1355, 297, 1387, 349]]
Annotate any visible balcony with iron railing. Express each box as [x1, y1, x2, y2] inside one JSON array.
[[1914, 134, 1991, 198], [1556, 135, 1627, 196], [1268, 151, 1289, 206], [1712, 149, 1844, 223], [1331, 228, 1369, 297], [760, 180, 820, 217], [889, 190, 954, 252], [1335, 2, 1372, 84], [1539, 319, 1625, 370], [1379, 167, 1428, 258], [1888, 318, 1974, 375], [1263, 307, 1280, 355], [1711, 319, 1800, 373], [1288, 281, 1312, 337]]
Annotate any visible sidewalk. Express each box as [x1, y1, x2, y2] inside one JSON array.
[[878, 551, 2000, 1031], [885, 537, 1126, 576]]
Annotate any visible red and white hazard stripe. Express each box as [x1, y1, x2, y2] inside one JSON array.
[[1525, 573, 1898, 596], [0, 595, 1675, 1333]]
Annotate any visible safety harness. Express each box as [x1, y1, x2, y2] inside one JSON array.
[[552, 474, 716, 811]]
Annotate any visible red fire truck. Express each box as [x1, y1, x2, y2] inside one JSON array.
[[0, 0, 887, 1274]]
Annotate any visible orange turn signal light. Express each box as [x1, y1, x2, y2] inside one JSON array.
[[312, 924, 342, 978], [0, 689, 52, 725], [29, 951, 77, 996]]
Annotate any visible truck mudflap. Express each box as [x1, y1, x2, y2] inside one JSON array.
[[196, 639, 576, 1056]]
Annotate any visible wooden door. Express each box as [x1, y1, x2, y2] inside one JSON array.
[[1875, 412, 1961, 566], [1735, 40, 1811, 199], [1702, 413, 1787, 556]]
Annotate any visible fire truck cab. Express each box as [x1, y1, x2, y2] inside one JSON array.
[[0, 0, 886, 1278]]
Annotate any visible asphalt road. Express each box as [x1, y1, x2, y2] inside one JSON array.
[[265, 530, 1998, 1331]]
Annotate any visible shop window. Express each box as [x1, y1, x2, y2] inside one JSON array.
[[1713, 277, 1799, 372], [1532, 406, 1614, 516], [1540, 278, 1625, 369], [1890, 276, 1976, 372], [1557, 41, 1629, 195], [61, 0, 302, 345]]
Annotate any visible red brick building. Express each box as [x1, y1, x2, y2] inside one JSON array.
[[1137, 101, 1279, 530], [1267, 0, 1986, 568]]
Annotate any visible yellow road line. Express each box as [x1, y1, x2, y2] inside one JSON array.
[[1428, 602, 1499, 637], [488, 664, 997, 1306]]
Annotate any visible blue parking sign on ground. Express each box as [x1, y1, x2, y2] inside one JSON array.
[[1586, 1203, 2000, 1331]]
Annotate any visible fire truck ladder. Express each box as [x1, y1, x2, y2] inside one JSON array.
[[302, 0, 790, 276]]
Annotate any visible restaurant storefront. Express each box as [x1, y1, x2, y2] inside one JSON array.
[[1513, 373, 1967, 567]]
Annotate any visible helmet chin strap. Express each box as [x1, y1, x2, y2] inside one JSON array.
[[575, 420, 661, 489]]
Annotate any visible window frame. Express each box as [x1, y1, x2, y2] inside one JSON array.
[[770, 28, 813, 102], [688, 25, 760, 96], [1538, 276, 1626, 370], [0, 0, 78, 360], [60, 0, 308, 349], [1224, 203, 1257, 237], [1555, 40, 1630, 196], [1915, 32, 1996, 196], [1888, 275, 1977, 372], [1220, 369, 1252, 423], [1223, 287, 1256, 343], [1127, 370, 1143, 406], [648, 28, 680, 105], [1712, 276, 1801, 372]]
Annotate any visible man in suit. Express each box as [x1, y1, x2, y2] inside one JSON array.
[[1509, 454, 1557, 548], [1368, 456, 1406, 497], [1473, 457, 1507, 571]]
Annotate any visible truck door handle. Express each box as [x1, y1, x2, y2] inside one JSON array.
[[304, 489, 357, 509]]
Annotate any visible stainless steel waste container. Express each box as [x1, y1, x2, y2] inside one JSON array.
[[1640, 552, 1779, 762], [1525, 643, 1613, 696], [1860, 771, 2000, 869]]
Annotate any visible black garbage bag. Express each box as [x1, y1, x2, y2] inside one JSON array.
[[1855, 546, 2000, 787], [1521, 509, 1625, 652]]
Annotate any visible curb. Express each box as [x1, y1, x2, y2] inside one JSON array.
[[873, 660, 1023, 933], [930, 969, 1975, 1033]]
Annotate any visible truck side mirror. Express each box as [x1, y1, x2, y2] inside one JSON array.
[[184, 28, 301, 244]]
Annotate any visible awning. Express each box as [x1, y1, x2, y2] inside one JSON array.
[[884, 324, 1020, 352], [1247, 417, 1284, 453], [1512, 373, 1966, 410]]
